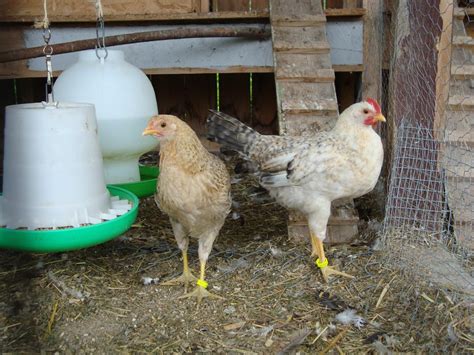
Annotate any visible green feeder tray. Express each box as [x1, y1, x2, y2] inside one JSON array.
[[110, 165, 159, 198], [0, 186, 138, 253]]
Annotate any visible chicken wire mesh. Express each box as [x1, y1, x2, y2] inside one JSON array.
[[380, 0, 474, 293]]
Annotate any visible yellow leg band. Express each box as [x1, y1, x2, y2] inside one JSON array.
[[316, 258, 328, 269], [196, 279, 208, 289]]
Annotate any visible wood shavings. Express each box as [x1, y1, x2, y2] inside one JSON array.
[[223, 321, 246, 331], [320, 328, 349, 355], [1, 169, 473, 353], [276, 328, 311, 355]]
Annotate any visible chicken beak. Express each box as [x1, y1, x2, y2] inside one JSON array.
[[373, 113, 386, 123], [142, 127, 160, 136]]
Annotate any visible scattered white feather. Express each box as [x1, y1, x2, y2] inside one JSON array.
[[367, 219, 382, 233], [231, 177, 243, 184], [269, 246, 284, 257], [372, 238, 384, 251], [48, 271, 86, 300], [369, 320, 382, 328], [373, 340, 391, 354], [252, 325, 274, 337], [141, 276, 160, 286], [231, 211, 240, 220], [223, 305, 236, 315], [384, 334, 400, 347], [217, 257, 249, 273], [447, 323, 458, 342], [335, 309, 366, 329]]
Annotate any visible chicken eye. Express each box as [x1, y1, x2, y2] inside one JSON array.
[[363, 109, 369, 114], [161, 122, 167, 128]]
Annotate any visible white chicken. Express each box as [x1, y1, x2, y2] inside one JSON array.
[[206, 99, 385, 282]]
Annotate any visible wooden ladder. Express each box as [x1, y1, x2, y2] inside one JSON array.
[[269, 0, 359, 244], [444, 5, 474, 250]]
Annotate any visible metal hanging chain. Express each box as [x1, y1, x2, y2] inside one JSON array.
[[36, 0, 55, 104], [95, 0, 108, 59]]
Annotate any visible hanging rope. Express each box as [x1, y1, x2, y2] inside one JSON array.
[[95, 0, 108, 59], [33, 0, 50, 29], [95, 0, 104, 18]]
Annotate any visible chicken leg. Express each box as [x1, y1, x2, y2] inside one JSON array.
[[179, 233, 223, 303], [310, 231, 354, 283], [162, 219, 197, 292], [178, 260, 223, 303], [162, 250, 197, 292]]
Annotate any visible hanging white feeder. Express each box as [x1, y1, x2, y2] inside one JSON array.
[[53, 49, 158, 184], [0, 102, 131, 230]]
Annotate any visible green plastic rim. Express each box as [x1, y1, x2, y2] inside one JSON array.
[[110, 165, 159, 198], [0, 186, 139, 253]]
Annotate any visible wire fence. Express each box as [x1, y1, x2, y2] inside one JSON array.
[[381, 0, 473, 293]]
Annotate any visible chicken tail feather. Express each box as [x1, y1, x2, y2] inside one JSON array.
[[206, 110, 258, 156], [260, 172, 289, 187]]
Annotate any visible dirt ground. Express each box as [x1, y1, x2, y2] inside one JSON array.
[[0, 164, 472, 353]]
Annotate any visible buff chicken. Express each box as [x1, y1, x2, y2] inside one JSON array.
[[143, 115, 231, 302], [206, 99, 385, 282]]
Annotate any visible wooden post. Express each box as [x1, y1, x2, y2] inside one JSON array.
[[362, 0, 382, 104], [200, 0, 210, 13], [434, 0, 454, 135], [387, 0, 446, 231]]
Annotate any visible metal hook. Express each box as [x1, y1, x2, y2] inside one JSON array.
[[42, 27, 51, 44], [95, 16, 108, 60]]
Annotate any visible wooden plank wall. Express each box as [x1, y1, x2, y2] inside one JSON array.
[[0, 0, 207, 21], [212, 0, 269, 11]]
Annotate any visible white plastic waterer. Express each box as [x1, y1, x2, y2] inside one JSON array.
[[53, 49, 158, 184], [0, 102, 131, 230]]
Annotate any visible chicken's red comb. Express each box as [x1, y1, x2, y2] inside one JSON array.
[[366, 98, 381, 113]]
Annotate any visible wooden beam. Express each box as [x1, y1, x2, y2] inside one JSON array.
[[448, 95, 474, 110], [325, 8, 366, 17], [0, 66, 274, 80], [332, 64, 363, 72], [271, 14, 326, 26], [452, 35, 474, 48], [0, 0, 209, 22], [454, 6, 474, 19], [0, 10, 270, 23], [451, 64, 474, 79], [144, 66, 273, 75]]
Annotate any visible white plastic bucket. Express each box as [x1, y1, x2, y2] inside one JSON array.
[[54, 50, 158, 184], [1, 102, 111, 229]]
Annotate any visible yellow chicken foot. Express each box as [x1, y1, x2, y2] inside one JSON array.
[[178, 261, 223, 304], [162, 251, 197, 293], [311, 232, 354, 283]]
